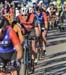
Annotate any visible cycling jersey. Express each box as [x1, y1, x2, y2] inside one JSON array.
[[34, 12, 47, 25], [0, 26, 20, 53], [34, 11, 48, 32], [34, 12, 44, 24], [17, 13, 35, 30], [57, 5, 62, 11], [17, 13, 35, 40]]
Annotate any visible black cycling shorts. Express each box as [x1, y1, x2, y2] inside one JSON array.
[[0, 51, 20, 68], [24, 29, 35, 40], [0, 51, 21, 72]]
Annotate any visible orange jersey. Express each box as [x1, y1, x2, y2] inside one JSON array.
[[6, 26, 20, 46], [18, 13, 35, 30]]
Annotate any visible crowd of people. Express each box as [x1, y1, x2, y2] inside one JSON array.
[[0, 0, 66, 75]]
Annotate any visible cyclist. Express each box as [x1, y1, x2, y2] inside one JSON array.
[[47, 2, 56, 29], [59, 1, 66, 31], [0, 14, 22, 75], [56, 0, 62, 20], [16, 6, 36, 72], [34, 6, 48, 56], [57, 0, 62, 12], [3, 13, 24, 49]]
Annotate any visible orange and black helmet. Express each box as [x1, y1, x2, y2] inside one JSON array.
[[3, 13, 13, 24]]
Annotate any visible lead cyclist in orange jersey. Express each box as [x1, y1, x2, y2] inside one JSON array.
[[17, 6, 37, 72]]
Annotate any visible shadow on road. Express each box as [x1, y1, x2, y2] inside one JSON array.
[[34, 51, 66, 75]]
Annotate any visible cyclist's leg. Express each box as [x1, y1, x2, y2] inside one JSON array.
[[35, 25, 42, 60], [9, 52, 21, 75], [0, 54, 8, 75], [34, 24, 41, 61], [31, 40, 35, 59], [29, 29, 36, 72], [35, 25, 41, 38], [0, 54, 9, 75], [41, 27, 47, 56], [29, 29, 36, 59]]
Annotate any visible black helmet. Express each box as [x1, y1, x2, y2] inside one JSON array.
[[36, 6, 43, 12]]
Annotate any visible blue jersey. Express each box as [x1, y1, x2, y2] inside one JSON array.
[[0, 29, 15, 53], [34, 12, 44, 25]]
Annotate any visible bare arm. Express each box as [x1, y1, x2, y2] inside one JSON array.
[[14, 45, 22, 60], [9, 27, 23, 60], [44, 12, 48, 30]]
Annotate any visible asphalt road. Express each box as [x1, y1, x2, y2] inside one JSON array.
[[20, 28, 66, 75]]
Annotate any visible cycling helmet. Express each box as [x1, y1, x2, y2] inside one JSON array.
[[26, 2, 34, 13], [29, 7, 34, 13], [36, 6, 43, 12], [57, 0, 61, 5], [53, 1, 57, 6], [49, 2, 54, 6], [20, 6, 29, 16], [33, 2, 37, 8], [42, 4, 47, 11], [38, 0, 43, 6], [3, 13, 13, 24]]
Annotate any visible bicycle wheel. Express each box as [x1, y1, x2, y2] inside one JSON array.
[[26, 48, 32, 75], [22, 47, 27, 75], [23, 49, 30, 75]]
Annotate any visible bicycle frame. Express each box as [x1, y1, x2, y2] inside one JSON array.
[[23, 34, 32, 75]]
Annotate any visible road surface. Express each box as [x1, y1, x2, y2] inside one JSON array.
[[20, 28, 66, 75], [31, 29, 66, 75]]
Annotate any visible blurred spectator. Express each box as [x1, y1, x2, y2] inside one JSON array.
[[43, 0, 50, 7]]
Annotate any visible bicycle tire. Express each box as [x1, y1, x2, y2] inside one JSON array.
[[23, 47, 27, 75]]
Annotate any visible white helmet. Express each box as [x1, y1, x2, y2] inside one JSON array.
[[38, 0, 43, 5], [53, 1, 57, 6], [20, 7, 28, 15], [32, 0, 38, 3], [26, 2, 34, 13], [27, 2, 33, 7], [29, 7, 34, 13]]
